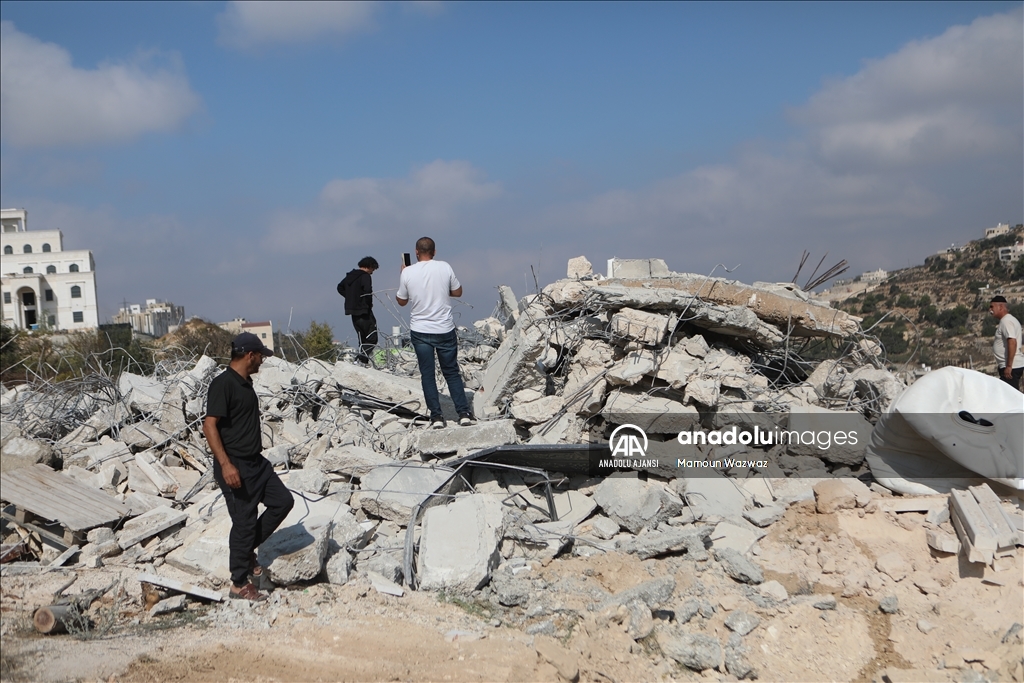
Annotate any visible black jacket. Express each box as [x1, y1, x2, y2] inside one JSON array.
[[337, 269, 373, 316]]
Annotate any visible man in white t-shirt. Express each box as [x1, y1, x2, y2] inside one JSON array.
[[989, 295, 1023, 391], [396, 237, 474, 427]]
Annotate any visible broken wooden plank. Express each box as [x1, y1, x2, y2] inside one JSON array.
[[0, 511, 72, 549], [949, 489, 998, 551], [968, 484, 1019, 550], [137, 572, 222, 602], [950, 505, 994, 564], [118, 507, 187, 550], [0, 464, 132, 532], [46, 545, 80, 571]]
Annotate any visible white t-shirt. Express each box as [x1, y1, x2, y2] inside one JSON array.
[[994, 313, 1024, 368], [397, 259, 461, 334]]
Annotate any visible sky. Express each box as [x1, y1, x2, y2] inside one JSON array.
[[1, 1, 1021, 345]]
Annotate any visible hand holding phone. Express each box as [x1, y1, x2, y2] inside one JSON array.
[[402, 252, 412, 268]]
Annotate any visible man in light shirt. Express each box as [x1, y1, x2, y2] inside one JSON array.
[[989, 295, 1023, 391], [396, 237, 475, 427]]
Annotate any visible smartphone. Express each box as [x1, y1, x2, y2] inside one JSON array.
[[402, 253, 412, 267]]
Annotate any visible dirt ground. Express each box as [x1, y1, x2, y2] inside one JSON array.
[[2, 502, 1021, 683]]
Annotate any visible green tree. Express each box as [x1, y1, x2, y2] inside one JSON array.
[[1014, 258, 1024, 280], [935, 305, 969, 330], [302, 321, 336, 361], [918, 295, 931, 307], [0, 324, 22, 383], [918, 304, 938, 324], [877, 325, 908, 355], [896, 294, 915, 308]]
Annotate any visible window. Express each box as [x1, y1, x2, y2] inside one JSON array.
[[69, 264, 79, 273], [23, 244, 32, 253], [46, 265, 56, 274], [3, 245, 11, 255], [42, 243, 51, 253], [48, 315, 55, 327], [2, 292, 9, 304], [23, 267, 33, 274], [45, 289, 53, 302], [70, 285, 81, 298], [261, 333, 267, 338], [73, 311, 84, 323]]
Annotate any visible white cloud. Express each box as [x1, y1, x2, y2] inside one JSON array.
[[793, 8, 1023, 168], [0, 22, 201, 148], [263, 160, 502, 254], [217, 1, 380, 49]]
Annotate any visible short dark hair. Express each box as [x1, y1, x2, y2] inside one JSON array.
[[358, 256, 379, 270], [991, 295, 1008, 304], [415, 237, 435, 255]]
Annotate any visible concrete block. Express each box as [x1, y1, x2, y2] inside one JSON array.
[[925, 529, 960, 554], [759, 580, 788, 602], [264, 518, 331, 586], [354, 464, 454, 523], [124, 490, 174, 515], [567, 255, 593, 279], [127, 463, 161, 497], [603, 390, 700, 434], [64, 438, 130, 470], [949, 489, 999, 552], [715, 548, 763, 584], [118, 506, 187, 549], [849, 366, 906, 411], [672, 473, 747, 522], [724, 610, 760, 635], [325, 549, 354, 585], [589, 515, 620, 540], [149, 594, 187, 616], [609, 258, 670, 279], [619, 526, 711, 561], [710, 521, 763, 555], [418, 495, 504, 593], [593, 477, 683, 534], [367, 570, 405, 597], [120, 422, 170, 451], [599, 575, 676, 610], [477, 316, 549, 411], [134, 450, 179, 497], [1, 437, 55, 473], [510, 395, 564, 424], [87, 527, 115, 544], [81, 540, 121, 559], [286, 468, 329, 495], [610, 308, 669, 345], [415, 420, 517, 456]]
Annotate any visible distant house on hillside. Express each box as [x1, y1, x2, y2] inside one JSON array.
[[985, 223, 1010, 238], [860, 269, 888, 283], [998, 242, 1024, 264], [218, 317, 275, 351]]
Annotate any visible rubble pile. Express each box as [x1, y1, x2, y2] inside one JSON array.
[[2, 257, 1022, 683]]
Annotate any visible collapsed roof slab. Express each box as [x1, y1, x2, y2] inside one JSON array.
[[598, 274, 860, 339]]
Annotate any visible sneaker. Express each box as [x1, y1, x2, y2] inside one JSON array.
[[458, 413, 476, 426], [430, 416, 447, 429]]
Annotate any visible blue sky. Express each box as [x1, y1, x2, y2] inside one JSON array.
[[1, 2, 1021, 344]]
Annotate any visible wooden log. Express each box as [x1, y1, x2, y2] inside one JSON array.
[[33, 605, 75, 634]]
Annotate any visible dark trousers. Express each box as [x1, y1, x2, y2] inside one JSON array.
[[410, 329, 471, 418], [352, 312, 378, 363], [213, 455, 294, 587], [997, 366, 1024, 391]]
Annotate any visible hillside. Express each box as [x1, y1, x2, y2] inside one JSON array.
[[828, 224, 1024, 371]]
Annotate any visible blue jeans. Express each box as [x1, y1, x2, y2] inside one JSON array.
[[410, 329, 471, 418]]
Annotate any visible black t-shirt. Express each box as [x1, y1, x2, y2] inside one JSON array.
[[205, 368, 262, 459]]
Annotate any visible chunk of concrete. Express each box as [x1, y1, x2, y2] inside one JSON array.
[[850, 366, 906, 411], [415, 420, 517, 456], [593, 477, 683, 533], [477, 315, 549, 412], [925, 529, 960, 554], [589, 515, 620, 540], [672, 473, 746, 522], [606, 351, 657, 387], [710, 521, 763, 555], [684, 377, 719, 408], [510, 395, 564, 424], [567, 256, 593, 279], [1, 437, 56, 473], [353, 464, 454, 523], [655, 347, 704, 389], [661, 632, 722, 672], [715, 548, 764, 584], [598, 575, 676, 610], [608, 258, 670, 279], [286, 468, 329, 495], [743, 505, 785, 528], [759, 580, 789, 602], [724, 610, 760, 636], [610, 308, 669, 345], [367, 570, 405, 597], [603, 390, 700, 434], [263, 519, 332, 586], [149, 594, 187, 616], [418, 495, 504, 593], [332, 362, 468, 421], [875, 552, 908, 582], [619, 526, 711, 561], [135, 450, 179, 497], [64, 438, 131, 470], [118, 372, 168, 413], [324, 549, 354, 585]]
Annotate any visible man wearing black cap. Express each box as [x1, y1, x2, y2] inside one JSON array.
[[203, 332, 294, 601], [337, 257, 379, 365], [989, 296, 1023, 390]]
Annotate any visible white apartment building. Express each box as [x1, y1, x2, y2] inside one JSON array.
[[998, 243, 1024, 264], [860, 268, 888, 283], [0, 208, 99, 331], [113, 299, 185, 339], [985, 223, 1010, 238]]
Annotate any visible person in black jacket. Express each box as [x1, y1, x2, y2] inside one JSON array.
[[337, 257, 379, 364]]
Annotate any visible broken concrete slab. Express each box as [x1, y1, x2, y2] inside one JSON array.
[[743, 505, 785, 528], [263, 518, 332, 586], [925, 529, 960, 554], [418, 494, 504, 593], [120, 422, 170, 451], [367, 570, 405, 597], [137, 572, 222, 602], [118, 372, 168, 413], [710, 521, 764, 555], [603, 390, 700, 434], [661, 632, 722, 672], [135, 450, 179, 497], [606, 350, 657, 387], [567, 255, 593, 279], [715, 548, 764, 584], [598, 575, 676, 610], [683, 377, 719, 408], [608, 258, 670, 279], [654, 347, 704, 389], [148, 594, 188, 617], [118, 506, 187, 549], [510, 395, 564, 424], [671, 473, 746, 523], [477, 315, 549, 412], [787, 406, 872, 466], [415, 420, 517, 456], [332, 361, 469, 421], [285, 468, 329, 496], [64, 438, 131, 470], [353, 464, 455, 523], [618, 526, 711, 561]]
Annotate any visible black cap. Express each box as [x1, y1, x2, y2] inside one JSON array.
[[991, 295, 1008, 304], [232, 332, 273, 356]]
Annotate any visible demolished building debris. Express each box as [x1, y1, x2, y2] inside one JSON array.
[[1, 257, 1021, 682]]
